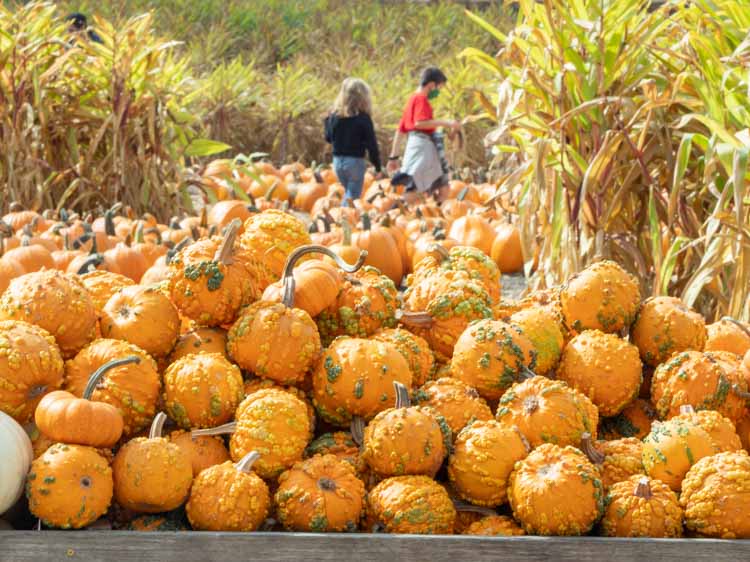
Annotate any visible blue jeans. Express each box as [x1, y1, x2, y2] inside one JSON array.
[[333, 155, 366, 206]]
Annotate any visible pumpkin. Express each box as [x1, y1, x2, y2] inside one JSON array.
[[360, 382, 449, 478], [351, 214, 403, 285], [168, 220, 271, 327], [186, 451, 271, 531], [631, 296, 707, 366], [599, 398, 656, 440], [450, 319, 536, 401], [239, 209, 312, 278], [490, 223, 523, 274], [326, 219, 363, 267], [207, 200, 253, 231], [447, 215, 495, 255], [508, 443, 604, 535], [194, 389, 311, 480], [559, 260, 640, 335], [509, 305, 565, 376], [125, 512, 189, 532], [601, 476, 682, 537], [294, 180, 329, 213], [112, 412, 193, 513], [0, 270, 97, 358], [163, 352, 244, 429], [674, 405, 742, 452], [410, 233, 459, 272], [0, 411, 33, 514], [311, 337, 412, 426], [372, 328, 435, 387], [103, 241, 148, 283], [64, 339, 160, 436], [79, 271, 135, 316], [243, 377, 316, 434], [464, 515, 525, 536], [705, 317, 750, 356], [0, 320, 64, 423], [275, 454, 365, 532], [680, 450, 750, 538], [412, 377, 493, 438], [27, 443, 112, 530], [100, 284, 180, 358], [496, 375, 599, 448], [650, 351, 747, 423], [366, 475, 455, 534], [642, 417, 716, 491], [34, 358, 128, 448], [304, 432, 359, 466], [557, 330, 642, 417], [168, 430, 230, 477], [580, 434, 644, 489], [448, 419, 529, 507], [169, 327, 228, 364], [316, 265, 398, 346], [3, 243, 54, 273], [0, 258, 23, 294]]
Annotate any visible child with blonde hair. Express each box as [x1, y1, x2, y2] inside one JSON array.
[[324, 78, 382, 205]]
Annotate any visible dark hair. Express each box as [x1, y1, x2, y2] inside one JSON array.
[[65, 12, 88, 30], [420, 67, 447, 87]]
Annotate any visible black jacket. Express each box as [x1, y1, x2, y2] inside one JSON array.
[[324, 112, 381, 172]]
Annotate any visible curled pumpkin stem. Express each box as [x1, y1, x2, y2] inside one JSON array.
[[191, 421, 237, 439], [149, 412, 168, 439], [350, 416, 365, 448], [280, 244, 368, 308], [451, 499, 496, 516], [633, 477, 653, 500], [427, 243, 451, 261], [214, 219, 241, 265], [580, 432, 605, 465], [83, 356, 141, 400], [393, 381, 411, 408], [395, 310, 434, 329], [235, 451, 261, 474]]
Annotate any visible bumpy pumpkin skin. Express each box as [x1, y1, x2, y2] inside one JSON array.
[[230, 389, 311, 480], [674, 409, 742, 453], [464, 515, 525, 536], [601, 476, 682, 538], [186, 460, 270, 531], [0, 270, 97, 358], [599, 399, 656, 440], [642, 418, 717, 491], [305, 432, 358, 463], [508, 443, 604, 536], [495, 377, 599, 449], [80, 271, 135, 315], [453, 510, 484, 534], [239, 209, 312, 279], [0, 320, 64, 423], [361, 402, 449, 479], [317, 266, 398, 346], [275, 454, 365, 532], [227, 300, 321, 385], [651, 351, 747, 423], [412, 377, 493, 438], [680, 451, 750, 538], [64, 339, 160, 437], [126, 513, 188, 531], [27, 444, 112, 529], [705, 318, 750, 356], [448, 420, 529, 507], [163, 353, 244, 429], [451, 320, 536, 401], [101, 284, 180, 358], [243, 377, 316, 435], [510, 305, 565, 376], [557, 330, 642, 417], [367, 475, 456, 534], [559, 260, 640, 334], [311, 337, 412, 426], [631, 296, 707, 366], [595, 438, 645, 489], [169, 430, 230, 477], [169, 327, 228, 364], [373, 328, 435, 387], [113, 435, 193, 513]]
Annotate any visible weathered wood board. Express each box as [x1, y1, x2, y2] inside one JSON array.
[[1, 532, 750, 562]]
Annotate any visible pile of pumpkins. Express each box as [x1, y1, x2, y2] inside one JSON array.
[[0, 164, 750, 539]]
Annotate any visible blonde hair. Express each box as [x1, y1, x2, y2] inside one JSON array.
[[332, 78, 372, 118]]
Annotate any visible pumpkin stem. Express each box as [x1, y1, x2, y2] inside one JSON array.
[[214, 219, 241, 266], [265, 180, 279, 201], [457, 187, 468, 202], [280, 244, 368, 308], [580, 432, 605, 465], [721, 316, 750, 340], [350, 416, 365, 448], [134, 223, 145, 245], [76, 253, 104, 275], [9, 201, 24, 213], [396, 310, 434, 329], [679, 404, 696, 415], [190, 226, 201, 242], [149, 412, 168, 439], [166, 237, 190, 264], [235, 451, 261, 474], [200, 206, 208, 229], [451, 499, 496, 516], [633, 477, 652, 500], [361, 213, 372, 231], [104, 206, 119, 237], [393, 382, 411, 408], [513, 426, 532, 453], [427, 243, 451, 262], [732, 384, 750, 401], [520, 366, 538, 380], [191, 421, 237, 438], [83, 356, 141, 400], [318, 478, 337, 491], [341, 219, 352, 246]]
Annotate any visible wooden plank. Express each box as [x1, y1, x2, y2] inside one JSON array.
[[1, 532, 750, 562]]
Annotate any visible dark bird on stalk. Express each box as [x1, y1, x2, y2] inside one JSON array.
[[64, 12, 103, 44]]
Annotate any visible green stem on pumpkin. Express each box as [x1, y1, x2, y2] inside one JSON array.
[[393, 382, 411, 408], [235, 451, 261, 474], [191, 421, 237, 438], [350, 416, 365, 448], [213, 219, 241, 265], [83, 356, 141, 400], [149, 412, 168, 439]]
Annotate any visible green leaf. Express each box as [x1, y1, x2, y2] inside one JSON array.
[[184, 139, 232, 158]]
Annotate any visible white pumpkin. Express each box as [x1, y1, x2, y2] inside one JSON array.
[[0, 411, 33, 515]]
